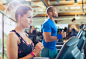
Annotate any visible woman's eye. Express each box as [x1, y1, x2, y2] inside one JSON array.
[[28, 17, 31, 18]]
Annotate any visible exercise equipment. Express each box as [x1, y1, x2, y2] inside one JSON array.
[[56, 25, 86, 59]]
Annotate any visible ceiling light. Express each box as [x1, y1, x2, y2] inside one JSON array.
[[70, 6, 80, 10], [75, 16, 80, 19], [70, 7, 74, 10], [25, 0, 31, 1], [70, 7, 74, 9], [83, 6, 86, 9], [75, 6, 80, 9], [65, 7, 68, 11], [39, 10, 43, 11], [59, 8, 62, 11], [77, 0, 81, 1]]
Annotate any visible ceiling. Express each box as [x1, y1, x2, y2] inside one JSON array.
[[0, 0, 86, 25], [1, 0, 86, 16]]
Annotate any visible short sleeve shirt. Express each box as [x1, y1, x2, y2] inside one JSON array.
[[42, 19, 57, 51]]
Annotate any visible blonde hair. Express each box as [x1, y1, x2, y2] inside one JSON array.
[[4, 1, 21, 14]]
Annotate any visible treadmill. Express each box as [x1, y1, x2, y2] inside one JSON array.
[[56, 25, 86, 59]]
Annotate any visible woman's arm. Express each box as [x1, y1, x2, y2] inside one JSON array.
[[72, 25, 81, 32], [6, 32, 18, 59]]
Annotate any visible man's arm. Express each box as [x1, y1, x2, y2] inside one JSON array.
[[43, 24, 66, 42], [43, 32, 57, 42]]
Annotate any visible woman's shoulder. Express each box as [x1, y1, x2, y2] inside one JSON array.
[[8, 32, 16, 37], [7, 32, 18, 42], [71, 24, 75, 28]]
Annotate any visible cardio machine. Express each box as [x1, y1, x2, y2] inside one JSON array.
[[55, 25, 86, 59]]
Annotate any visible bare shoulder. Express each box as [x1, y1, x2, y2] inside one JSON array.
[[7, 32, 19, 44], [7, 32, 17, 39], [71, 24, 74, 28]]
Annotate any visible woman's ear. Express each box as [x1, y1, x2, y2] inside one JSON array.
[[18, 14, 21, 21]]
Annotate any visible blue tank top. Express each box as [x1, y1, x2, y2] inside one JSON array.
[[70, 28, 77, 37], [11, 30, 34, 58]]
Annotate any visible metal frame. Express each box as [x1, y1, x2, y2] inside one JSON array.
[[0, 12, 4, 59], [2, 12, 4, 59]]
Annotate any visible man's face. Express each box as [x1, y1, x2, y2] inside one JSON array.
[[52, 7, 58, 18]]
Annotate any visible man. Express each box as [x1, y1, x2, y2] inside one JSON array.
[[40, 6, 66, 58]]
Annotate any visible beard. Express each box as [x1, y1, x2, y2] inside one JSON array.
[[52, 14, 58, 18], [52, 15, 57, 18]]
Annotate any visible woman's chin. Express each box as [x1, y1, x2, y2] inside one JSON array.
[[28, 26, 30, 28], [25, 26, 30, 28]]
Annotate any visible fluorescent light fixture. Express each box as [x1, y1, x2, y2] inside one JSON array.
[[75, 16, 80, 19], [83, 6, 86, 8], [25, 0, 31, 1], [56, 24, 68, 28], [70, 7, 74, 9], [70, 6, 80, 10], [78, 0, 81, 1], [39, 10, 43, 11], [13, 0, 17, 1], [70, 7, 74, 10], [75, 6, 80, 9]]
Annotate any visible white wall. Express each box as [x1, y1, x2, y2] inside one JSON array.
[[31, 16, 86, 25]]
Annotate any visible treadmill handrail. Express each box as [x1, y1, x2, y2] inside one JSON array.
[[76, 25, 86, 38]]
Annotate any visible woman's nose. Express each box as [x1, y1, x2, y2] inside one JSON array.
[[30, 19, 33, 23]]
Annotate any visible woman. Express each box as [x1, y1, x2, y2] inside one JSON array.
[[6, 5, 44, 59], [70, 18, 81, 37]]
